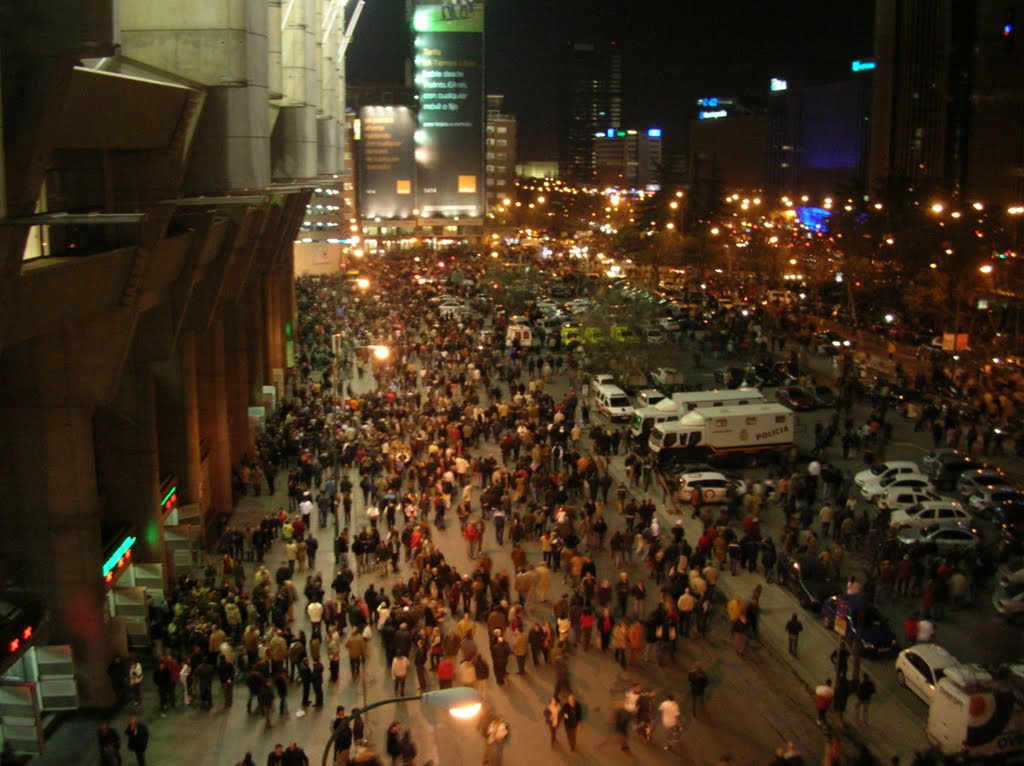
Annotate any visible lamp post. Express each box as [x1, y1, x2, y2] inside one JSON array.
[[320, 687, 483, 766]]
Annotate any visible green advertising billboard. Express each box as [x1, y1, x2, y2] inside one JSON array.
[[412, 1, 485, 219]]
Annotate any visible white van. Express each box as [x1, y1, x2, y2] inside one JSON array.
[[505, 323, 534, 348], [594, 384, 633, 422], [671, 388, 765, 412], [927, 664, 1024, 760]]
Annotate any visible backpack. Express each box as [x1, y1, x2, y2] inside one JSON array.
[[474, 654, 490, 680]]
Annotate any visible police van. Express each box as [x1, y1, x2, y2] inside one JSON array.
[[593, 383, 633, 422]]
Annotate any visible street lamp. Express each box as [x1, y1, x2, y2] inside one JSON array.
[[320, 687, 482, 766]]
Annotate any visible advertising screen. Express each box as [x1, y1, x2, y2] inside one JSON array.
[[358, 106, 417, 220], [412, 1, 485, 218]]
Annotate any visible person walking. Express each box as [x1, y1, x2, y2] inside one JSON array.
[[561, 693, 583, 751], [124, 719, 149, 766], [98, 722, 121, 766], [688, 663, 708, 718], [814, 679, 835, 728], [332, 705, 353, 766], [544, 695, 562, 747], [391, 653, 410, 696], [785, 613, 804, 657], [659, 692, 682, 751], [485, 714, 510, 766], [854, 674, 876, 726]]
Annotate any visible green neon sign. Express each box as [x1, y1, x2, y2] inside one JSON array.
[[160, 486, 177, 507], [102, 536, 137, 577]]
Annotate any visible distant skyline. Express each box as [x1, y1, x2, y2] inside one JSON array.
[[348, 0, 875, 160]]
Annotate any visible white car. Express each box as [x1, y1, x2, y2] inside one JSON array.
[[855, 461, 921, 489], [889, 501, 972, 530], [992, 582, 1024, 621], [996, 556, 1024, 587], [677, 472, 746, 505], [861, 473, 932, 502], [878, 486, 942, 513], [895, 644, 960, 704]]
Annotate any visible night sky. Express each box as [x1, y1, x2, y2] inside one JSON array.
[[348, 0, 876, 160]]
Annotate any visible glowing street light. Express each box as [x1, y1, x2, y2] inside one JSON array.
[[356, 277, 370, 290], [931, 202, 945, 214], [979, 264, 994, 274]]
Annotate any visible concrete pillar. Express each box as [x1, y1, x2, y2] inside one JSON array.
[[0, 338, 112, 707], [119, 0, 271, 192], [274, 0, 317, 178], [268, 0, 283, 99], [94, 359, 162, 564], [195, 315, 233, 540], [317, 0, 339, 174], [224, 302, 254, 462], [153, 350, 202, 516]]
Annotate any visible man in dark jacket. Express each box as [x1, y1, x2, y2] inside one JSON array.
[[332, 706, 353, 766], [281, 742, 309, 766], [490, 631, 512, 685], [124, 718, 149, 766], [98, 722, 121, 766], [267, 743, 286, 766], [560, 693, 583, 751]]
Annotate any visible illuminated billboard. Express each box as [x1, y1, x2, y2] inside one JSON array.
[[412, 1, 485, 218], [358, 106, 417, 220]]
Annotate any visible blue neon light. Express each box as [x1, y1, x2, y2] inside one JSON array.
[[647, 128, 662, 138], [606, 128, 615, 138], [851, 59, 876, 72], [796, 206, 831, 232]]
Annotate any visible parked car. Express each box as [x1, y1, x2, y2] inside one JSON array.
[[775, 385, 817, 411], [861, 474, 933, 503], [821, 596, 899, 657], [780, 554, 842, 611], [889, 501, 973, 530], [957, 468, 1009, 500], [895, 644, 961, 705], [922, 448, 964, 474], [927, 453, 984, 492], [992, 582, 1024, 621], [968, 486, 1024, 519], [856, 461, 922, 489], [878, 486, 943, 513], [808, 385, 839, 408], [897, 524, 980, 555], [677, 471, 746, 505], [996, 556, 1024, 587]]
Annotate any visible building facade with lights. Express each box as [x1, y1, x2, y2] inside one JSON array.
[[0, 0, 360, 742], [593, 128, 663, 190], [485, 95, 518, 210]]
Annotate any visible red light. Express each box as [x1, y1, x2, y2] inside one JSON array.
[[8, 639, 18, 653], [105, 573, 113, 583], [124, 550, 132, 561], [21, 626, 32, 641]]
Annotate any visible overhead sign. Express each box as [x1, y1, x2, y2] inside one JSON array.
[[358, 106, 417, 220], [413, 1, 485, 219], [698, 110, 728, 120]]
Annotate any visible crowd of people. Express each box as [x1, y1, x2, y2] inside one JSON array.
[[94, 262, 991, 766]]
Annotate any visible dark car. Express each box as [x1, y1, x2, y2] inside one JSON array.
[[821, 595, 899, 657], [750, 360, 795, 386], [813, 332, 853, 355], [809, 385, 839, 408], [928, 454, 984, 492], [780, 555, 842, 611], [776, 385, 817, 411]]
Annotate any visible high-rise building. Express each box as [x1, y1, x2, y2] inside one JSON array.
[[561, 42, 623, 181], [485, 95, 518, 209], [868, 0, 975, 191], [964, 1, 1024, 206], [593, 128, 664, 189]]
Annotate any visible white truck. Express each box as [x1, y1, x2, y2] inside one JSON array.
[[629, 388, 766, 439], [648, 403, 794, 466], [927, 664, 1024, 762]]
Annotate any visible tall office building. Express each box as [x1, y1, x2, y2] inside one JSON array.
[[964, 1, 1024, 206], [485, 95, 518, 209], [868, 0, 975, 192], [561, 42, 623, 181]]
